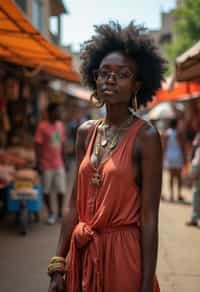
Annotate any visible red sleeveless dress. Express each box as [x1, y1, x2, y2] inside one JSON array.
[[66, 119, 160, 292]]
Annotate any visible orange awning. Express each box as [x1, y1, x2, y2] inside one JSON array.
[[50, 80, 91, 102], [149, 81, 200, 108], [0, 1, 79, 82]]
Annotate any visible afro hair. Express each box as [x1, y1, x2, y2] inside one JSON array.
[[80, 21, 166, 107]]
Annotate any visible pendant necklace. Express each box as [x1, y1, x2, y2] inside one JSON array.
[[91, 128, 102, 187], [91, 114, 133, 187], [101, 114, 133, 149]]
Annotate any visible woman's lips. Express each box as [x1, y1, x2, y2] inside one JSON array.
[[102, 89, 117, 95]]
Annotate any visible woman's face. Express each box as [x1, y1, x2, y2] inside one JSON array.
[[95, 52, 139, 106]]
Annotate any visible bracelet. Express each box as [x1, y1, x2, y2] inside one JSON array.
[[50, 256, 66, 264], [48, 256, 66, 277], [48, 263, 65, 276]]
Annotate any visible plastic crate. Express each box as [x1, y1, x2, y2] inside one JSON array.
[[6, 184, 43, 212]]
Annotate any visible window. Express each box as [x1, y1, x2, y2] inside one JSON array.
[[50, 17, 58, 35], [32, 0, 43, 32], [15, 0, 27, 12]]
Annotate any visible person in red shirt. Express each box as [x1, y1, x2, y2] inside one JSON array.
[[35, 103, 66, 224]]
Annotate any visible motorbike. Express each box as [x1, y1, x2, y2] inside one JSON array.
[[7, 181, 43, 235]]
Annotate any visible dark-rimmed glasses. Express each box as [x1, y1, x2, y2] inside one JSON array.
[[93, 68, 134, 82]]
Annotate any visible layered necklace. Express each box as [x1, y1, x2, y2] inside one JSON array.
[[91, 113, 134, 187]]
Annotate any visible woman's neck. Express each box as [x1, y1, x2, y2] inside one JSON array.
[[104, 104, 131, 127]]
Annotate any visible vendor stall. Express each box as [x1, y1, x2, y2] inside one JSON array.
[[0, 1, 79, 82], [175, 40, 200, 82], [0, 1, 80, 233]]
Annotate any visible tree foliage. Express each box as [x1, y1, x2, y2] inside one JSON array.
[[165, 0, 200, 65]]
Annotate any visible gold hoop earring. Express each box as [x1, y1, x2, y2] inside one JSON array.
[[90, 92, 104, 108], [132, 94, 138, 111]]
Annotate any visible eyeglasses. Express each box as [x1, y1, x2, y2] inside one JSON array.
[[93, 68, 134, 82]]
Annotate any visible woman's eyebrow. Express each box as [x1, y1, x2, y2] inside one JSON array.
[[100, 64, 132, 69]]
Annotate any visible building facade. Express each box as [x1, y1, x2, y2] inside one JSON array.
[[147, 0, 183, 55], [14, 0, 67, 46]]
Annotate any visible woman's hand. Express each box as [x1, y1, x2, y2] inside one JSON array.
[[48, 272, 65, 292]]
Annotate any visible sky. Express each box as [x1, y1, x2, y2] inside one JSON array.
[[61, 0, 176, 51]]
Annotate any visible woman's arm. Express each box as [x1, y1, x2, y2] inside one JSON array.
[[134, 123, 162, 292], [34, 143, 42, 173], [55, 120, 96, 258], [177, 130, 186, 163], [49, 121, 96, 292], [161, 130, 167, 155]]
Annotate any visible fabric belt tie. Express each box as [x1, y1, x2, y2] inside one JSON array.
[[66, 222, 138, 292]]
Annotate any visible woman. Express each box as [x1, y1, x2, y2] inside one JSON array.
[[163, 118, 185, 202], [48, 22, 165, 292]]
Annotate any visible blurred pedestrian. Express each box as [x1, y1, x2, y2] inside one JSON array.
[[35, 103, 66, 224], [186, 132, 200, 227], [48, 21, 165, 292], [67, 110, 87, 158], [163, 118, 185, 202]]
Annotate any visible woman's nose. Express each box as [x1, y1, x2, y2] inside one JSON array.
[[106, 72, 117, 83]]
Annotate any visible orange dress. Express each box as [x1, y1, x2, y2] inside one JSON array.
[[66, 119, 160, 292]]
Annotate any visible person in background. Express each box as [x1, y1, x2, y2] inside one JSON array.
[[34, 103, 66, 224], [67, 110, 87, 158], [163, 118, 185, 202], [48, 21, 165, 292], [186, 131, 200, 226], [66, 110, 87, 184]]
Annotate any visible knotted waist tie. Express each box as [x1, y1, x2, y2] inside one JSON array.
[[66, 222, 138, 292]]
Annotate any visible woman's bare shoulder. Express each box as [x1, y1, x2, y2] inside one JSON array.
[[76, 120, 98, 150], [133, 118, 162, 168], [77, 120, 98, 137], [135, 117, 161, 145]]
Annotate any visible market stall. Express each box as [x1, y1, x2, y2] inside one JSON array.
[[0, 1, 79, 82], [175, 40, 200, 82], [149, 80, 200, 108], [0, 1, 79, 232]]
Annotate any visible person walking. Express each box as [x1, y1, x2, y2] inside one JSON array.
[[35, 103, 66, 224], [186, 131, 200, 226], [163, 118, 185, 202], [48, 21, 165, 292]]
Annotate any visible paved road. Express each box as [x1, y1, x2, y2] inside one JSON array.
[[157, 173, 200, 292], [0, 172, 200, 292]]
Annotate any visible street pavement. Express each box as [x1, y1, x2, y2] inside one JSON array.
[[157, 172, 200, 292], [0, 172, 200, 292]]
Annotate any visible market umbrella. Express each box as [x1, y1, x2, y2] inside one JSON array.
[[144, 102, 184, 120]]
